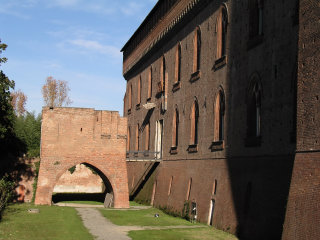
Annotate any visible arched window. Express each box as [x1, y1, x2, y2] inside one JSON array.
[[128, 84, 132, 113], [214, 89, 225, 142], [145, 123, 150, 151], [217, 5, 228, 59], [171, 108, 179, 148], [135, 124, 140, 152], [137, 76, 141, 106], [175, 43, 182, 84], [193, 27, 201, 73], [246, 75, 262, 146], [249, 0, 263, 39], [190, 99, 199, 147], [147, 67, 152, 100]]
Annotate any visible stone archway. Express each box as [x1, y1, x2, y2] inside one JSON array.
[[35, 107, 129, 208]]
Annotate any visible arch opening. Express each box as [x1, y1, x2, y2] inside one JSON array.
[[51, 162, 114, 207]]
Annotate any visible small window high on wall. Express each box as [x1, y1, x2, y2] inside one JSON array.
[[144, 123, 150, 152], [127, 126, 131, 151], [246, 75, 262, 147], [188, 99, 199, 152]]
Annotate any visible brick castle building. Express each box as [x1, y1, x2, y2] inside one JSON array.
[[121, 0, 319, 239]]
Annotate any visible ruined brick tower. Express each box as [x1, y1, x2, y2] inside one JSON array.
[[35, 107, 129, 208]]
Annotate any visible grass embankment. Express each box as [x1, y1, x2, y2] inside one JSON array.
[[99, 207, 238, 240], [0, 204, 93, 240], [129, 228, 237, 240], [99, 207, 194, 226]]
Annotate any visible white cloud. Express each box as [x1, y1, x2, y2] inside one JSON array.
[[67, 39, 121, 60]]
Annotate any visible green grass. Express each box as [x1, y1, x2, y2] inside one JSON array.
[[129, 201, 146, 206], [128, 228, 238, 240], [58, 200, 103, 205], [0, 204, 94, 240], [99, 207, 194, 226]]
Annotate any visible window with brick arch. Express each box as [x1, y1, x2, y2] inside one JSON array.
[[145, 123, 150, 151], [135, 124, 140, 151], [190, 99, 199, 145], [216, 5, 228, 59], [249, 0, 263, 39], [247, 77, 262, 139], [172, 108, 179, 147], [174, 43, 182, 84], [137, 76, 141, 105], [147, 67, 152, 100], [193, 26, 201, 73], [214, 89, 225, 142]]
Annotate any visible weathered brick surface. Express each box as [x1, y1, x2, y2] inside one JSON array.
[[35, 107, 129, 208]]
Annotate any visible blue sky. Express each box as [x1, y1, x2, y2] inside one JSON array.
[[0, 0, 157, 115]]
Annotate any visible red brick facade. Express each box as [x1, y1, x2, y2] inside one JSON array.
[[122, 0, 319, 239], [35, 107, 129, 208]]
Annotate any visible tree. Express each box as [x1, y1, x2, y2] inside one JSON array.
[[11, 90, 27, 117], [0, 40, 15, 141], [42, 76, 71, 107]]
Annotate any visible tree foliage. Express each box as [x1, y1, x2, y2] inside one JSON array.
[[0, 40, 15, 141], [14, 112, 41, 158], [11, 90, 27, 117], [42, 76, 71, 107]]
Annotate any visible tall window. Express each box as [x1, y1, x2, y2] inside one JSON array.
[[193, 27, 201, 73], [137, 76, 141, 105], [214, 89, 225, 142], [249, 0, 263, 39], [172, 108, 179, 148], [160, 56, 166, 93], [127, 126, 131, 151], [145, 123, 150, 151], [147, 67, 152, 100], [135, 124, 140, 151], [190, 99, 199, 145], [247, 76, 262, 139], [128, 84, 132, 112], [217, 5, 228, 59], [175, 43, 182, 84]]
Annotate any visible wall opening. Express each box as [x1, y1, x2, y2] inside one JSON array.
[[52, 163, 113, 206]]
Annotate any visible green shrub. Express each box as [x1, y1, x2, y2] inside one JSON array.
[[0, 177, 14, 219], [32, 161, 40, 203]]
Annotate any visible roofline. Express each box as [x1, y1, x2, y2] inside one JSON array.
[[120, 0, 161, 52]]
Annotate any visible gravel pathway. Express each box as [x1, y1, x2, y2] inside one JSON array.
[[76, 207, 205, 240]]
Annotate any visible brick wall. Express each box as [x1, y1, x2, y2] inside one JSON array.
[[35, 107, 129, 208], [282, 0, 320, 239]]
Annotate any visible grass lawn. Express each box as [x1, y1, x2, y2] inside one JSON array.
[[129, 201, 146, 206], [99, 207, 195, 226], [58, 200, 103, 205], [0, 204, 94, 240], [129, 228, 238, 240]]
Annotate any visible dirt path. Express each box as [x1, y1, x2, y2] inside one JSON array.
[[76, 207, 205, 240]]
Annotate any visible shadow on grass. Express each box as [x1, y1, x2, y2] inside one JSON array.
[[52, 193, 105, 203]]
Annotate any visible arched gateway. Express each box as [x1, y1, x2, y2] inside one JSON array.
[[35, 107, 129, 208]]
